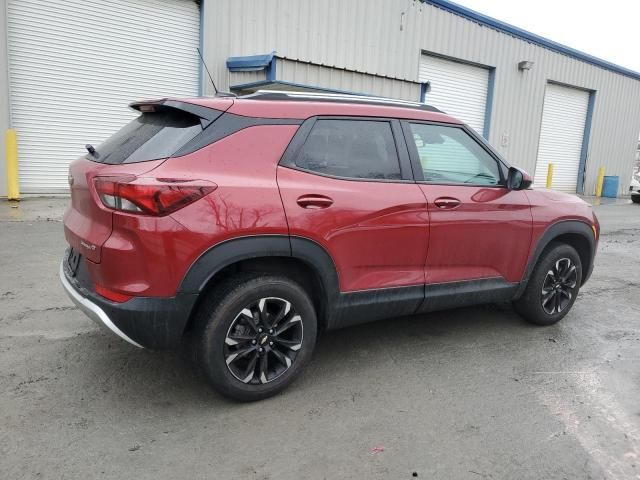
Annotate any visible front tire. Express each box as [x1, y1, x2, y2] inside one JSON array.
[[514, 242, 582, 326], [195, 274, 317, 401]]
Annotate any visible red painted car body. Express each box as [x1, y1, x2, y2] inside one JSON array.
[[60, 93, 599, 350]]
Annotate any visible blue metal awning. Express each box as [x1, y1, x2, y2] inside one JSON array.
[[226, 52, 276, 72]]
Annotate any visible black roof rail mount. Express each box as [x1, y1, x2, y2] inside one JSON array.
[[245, 90, 443, 113]]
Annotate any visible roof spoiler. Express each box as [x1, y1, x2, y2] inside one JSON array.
[[129, 99, 225, 128]]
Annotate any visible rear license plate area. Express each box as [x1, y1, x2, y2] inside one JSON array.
[[66, 248, 81, 277]]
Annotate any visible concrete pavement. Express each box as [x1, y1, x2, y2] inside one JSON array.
[[1, 198, 638, 479]]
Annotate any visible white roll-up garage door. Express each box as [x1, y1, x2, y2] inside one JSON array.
[[533, 83, 590, 192], [7, 0, 200, 193], [419, 54, 489, 135]]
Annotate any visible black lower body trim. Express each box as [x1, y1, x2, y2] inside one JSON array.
[[61, 258, 196, 350], [328, 278, 519, 330], [418, 277, 518, 313], [99, 294, 197, 349], [330, 285, 424, 329]]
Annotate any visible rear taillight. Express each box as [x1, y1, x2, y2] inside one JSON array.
[[93, 176, 216, 216]]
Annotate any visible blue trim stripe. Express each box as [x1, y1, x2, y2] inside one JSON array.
[[424, 0, 640, 81], [227, 53, 276, 72], [419, 82, 429, 102], [266, 57, 277, 82], [483, 68, 495, 139], [577, 91, 596, 194]]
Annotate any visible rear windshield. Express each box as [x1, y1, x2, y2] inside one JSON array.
[[87, 110, 202, 164]]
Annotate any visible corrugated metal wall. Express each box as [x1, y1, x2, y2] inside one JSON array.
[[277, 59, 420, 100], [203, 0, 640, 195], [228, 69, 265, 88], [228, 58, 420, 100]]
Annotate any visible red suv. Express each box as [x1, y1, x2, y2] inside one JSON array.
[[60, 91, 599, 401]]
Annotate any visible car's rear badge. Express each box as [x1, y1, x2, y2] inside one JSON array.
[[80, 240, 96, 251]]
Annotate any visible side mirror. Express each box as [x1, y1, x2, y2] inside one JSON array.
[[507, 166, 532, 190]]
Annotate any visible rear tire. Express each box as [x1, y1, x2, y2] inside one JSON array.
[[514, 242, 582, 326], [195, 273, 317, 401], [631, 193, 640, 204]]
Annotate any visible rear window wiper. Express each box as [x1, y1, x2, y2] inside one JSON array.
[[85, 144, 97, 156]]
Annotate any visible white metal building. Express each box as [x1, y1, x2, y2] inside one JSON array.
[[1, 0, 640, 196]]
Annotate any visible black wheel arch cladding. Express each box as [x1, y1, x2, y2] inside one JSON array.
[[178, 235, 339, 297], [178, 236, 339, 330], [515, 220, 596, 299]]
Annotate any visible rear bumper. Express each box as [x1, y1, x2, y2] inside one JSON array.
[[59, 262, 143, 347], [59, 261, 197, 349]]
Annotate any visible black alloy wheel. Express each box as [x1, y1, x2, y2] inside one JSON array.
[[224, 297, 304, 384], [195, 274, 317, 401], [540, 258, 578, 315], [514, 242, 582, 326]]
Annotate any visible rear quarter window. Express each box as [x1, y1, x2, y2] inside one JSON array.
[[87, 111, 202, 165]]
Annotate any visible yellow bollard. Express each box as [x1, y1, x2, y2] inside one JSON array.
[[5, 129, 20, 201], [545, 163, 554, 189], [595, 167, 605, 197]]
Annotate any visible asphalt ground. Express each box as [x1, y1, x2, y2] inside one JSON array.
[[1, 198, 638, 480]]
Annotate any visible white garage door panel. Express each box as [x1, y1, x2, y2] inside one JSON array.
[[419, 55, 489, 135], [7, 0, 200, 193], [533, 84, 590, 192]]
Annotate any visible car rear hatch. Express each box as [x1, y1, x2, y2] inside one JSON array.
[[63, 98, 233, 263]]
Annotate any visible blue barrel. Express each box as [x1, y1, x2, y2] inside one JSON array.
[[602, 176, 619, 198]]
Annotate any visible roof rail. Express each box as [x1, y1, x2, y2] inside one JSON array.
[[245, 90, 443, 113]]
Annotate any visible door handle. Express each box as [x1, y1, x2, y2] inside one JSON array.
[[434, 197, 461, 209], [296, 194, 334, 209]]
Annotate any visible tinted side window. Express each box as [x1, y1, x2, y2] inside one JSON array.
[[408, 123, 501, 185], [296, 119, 401, 180], [88, 111, 202, 165]]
